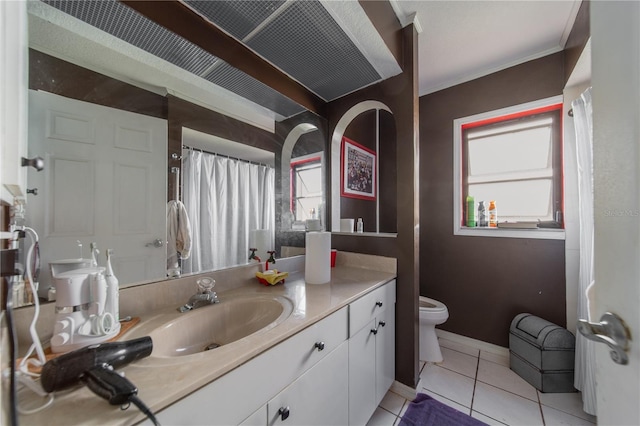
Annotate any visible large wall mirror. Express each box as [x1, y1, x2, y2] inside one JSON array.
[[24, 1, 327, 299]]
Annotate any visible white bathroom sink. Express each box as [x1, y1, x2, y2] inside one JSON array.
[[149, 294, 293, 357]]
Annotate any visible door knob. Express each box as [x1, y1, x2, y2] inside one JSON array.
[[577, 312, 631, 365], [146, 239, 164, 248]]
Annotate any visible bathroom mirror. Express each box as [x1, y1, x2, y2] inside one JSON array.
[[23, 1, 328, 299], [330, 103, 397, 234]]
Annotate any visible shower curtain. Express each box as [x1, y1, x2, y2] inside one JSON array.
[[181, 149, 274, 274], [572, 87, 597, 415]]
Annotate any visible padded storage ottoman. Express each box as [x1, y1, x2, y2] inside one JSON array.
[[509, 313, 576, 393]]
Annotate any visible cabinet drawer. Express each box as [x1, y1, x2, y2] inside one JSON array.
[[349, 280, 396, 337]]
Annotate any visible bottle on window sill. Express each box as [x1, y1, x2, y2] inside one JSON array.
[[478, 201, 487, 227], [466, 195, 476, 227], [488, 200, 498, 228]]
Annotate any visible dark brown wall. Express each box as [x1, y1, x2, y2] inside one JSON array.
[[29, 50, 167, 119], [419, 53, 567, 347], [328, 24, 420, 389]]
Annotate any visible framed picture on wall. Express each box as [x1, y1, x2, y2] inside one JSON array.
[[341, 137, 376, 200]]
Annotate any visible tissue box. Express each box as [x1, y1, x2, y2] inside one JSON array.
[[509, 313, 576, 393]]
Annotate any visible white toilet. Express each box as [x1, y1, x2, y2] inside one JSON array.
[[419, 296, 449, 363]]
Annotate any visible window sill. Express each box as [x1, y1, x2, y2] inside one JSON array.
[[454, 226, 565, 240]]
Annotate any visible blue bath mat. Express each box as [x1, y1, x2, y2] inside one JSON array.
[[399, 393, 488, 426]]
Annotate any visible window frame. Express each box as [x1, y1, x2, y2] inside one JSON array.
[[290, 152, 323, 221], [453, 96, 565, 240]]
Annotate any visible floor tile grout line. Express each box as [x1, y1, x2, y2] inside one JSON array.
[[537, 390, 546, 426], [476, 379, 540, 403], [469, 352, 480, 416]]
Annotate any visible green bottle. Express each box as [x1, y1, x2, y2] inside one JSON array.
[[466, 195, 476, 227]]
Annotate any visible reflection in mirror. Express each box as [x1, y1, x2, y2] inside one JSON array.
[[330, 102, 397, 234], [22, 1, 328, 303], [277, 116, 328, 257], [26, 90, 168, 298], [180, 128, 275, 275]]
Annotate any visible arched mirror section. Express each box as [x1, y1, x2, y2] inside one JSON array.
[[331, 101, 397, 235]]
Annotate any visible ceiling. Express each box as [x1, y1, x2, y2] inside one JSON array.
[[29, 0, 582, 127], [392, 0, 583, 96]]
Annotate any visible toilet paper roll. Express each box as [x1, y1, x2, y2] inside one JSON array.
[[305, 232, 331, 284], [250, 229, 270, 261], [340, 218, 355, 233]]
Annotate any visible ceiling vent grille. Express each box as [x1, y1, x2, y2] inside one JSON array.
[[246, 1, 381, 101], [184, 0, 286, 41]]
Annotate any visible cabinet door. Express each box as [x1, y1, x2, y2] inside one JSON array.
[[375, 309, 395, 405], [348, 320, 377, 426], [268, 342, 349, 426], [241, 405, 267, 426]]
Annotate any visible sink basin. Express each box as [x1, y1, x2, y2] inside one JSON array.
[[150, 294, 293, 357]]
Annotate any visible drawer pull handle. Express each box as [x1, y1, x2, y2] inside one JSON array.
[[376, 301, 383, 307], [314, 341, 325, 351], [278, 406, 290, 421], [370, 328, 378, 335], [378, 320, 386, 327]]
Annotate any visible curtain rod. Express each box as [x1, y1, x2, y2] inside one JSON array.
[[182, 144, 273, 168]]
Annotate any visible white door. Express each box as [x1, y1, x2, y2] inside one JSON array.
[[27, 90, 167, 295], [591, 2, 640, 424]]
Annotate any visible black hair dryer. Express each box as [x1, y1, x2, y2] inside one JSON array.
[[40, 336, 152, 394]]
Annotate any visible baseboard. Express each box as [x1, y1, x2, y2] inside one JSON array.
[[390, 379, 421, 401], [436, 329, 509, 357]]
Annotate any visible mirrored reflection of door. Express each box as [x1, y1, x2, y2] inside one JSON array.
[[27, 91, 167, 295]]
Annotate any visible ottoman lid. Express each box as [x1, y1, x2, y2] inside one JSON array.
[[510, 313, 575, 350]]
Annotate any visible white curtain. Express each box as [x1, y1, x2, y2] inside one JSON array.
[[181, 149, 274, 274], [572, 87, 597, 416]]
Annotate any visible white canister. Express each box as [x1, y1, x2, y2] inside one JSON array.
[[305, 232, 331, 284], [340, 218, 355, 233]]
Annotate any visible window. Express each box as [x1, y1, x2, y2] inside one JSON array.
[[453, 96, 564, 239], [291, 154, 323, 222]]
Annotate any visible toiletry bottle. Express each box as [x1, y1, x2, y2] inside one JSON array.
[[105, 249, 119, 321], [488, 200, 498, 228], [356, 218, 364, 233], [466, 195, 476, 227], [478, 201, 487, 227]]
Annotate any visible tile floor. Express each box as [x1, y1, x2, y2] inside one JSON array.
[[367, 337, 597, 426]]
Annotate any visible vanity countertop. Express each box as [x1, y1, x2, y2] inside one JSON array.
[[19, 265, 396, 425]]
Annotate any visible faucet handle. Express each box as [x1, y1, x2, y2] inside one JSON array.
[[197, 277, 215, 293]]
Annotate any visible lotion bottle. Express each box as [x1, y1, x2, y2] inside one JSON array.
[[356, 218, 364, 233]]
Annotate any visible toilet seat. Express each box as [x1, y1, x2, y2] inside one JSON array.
[[419, 296, 447, 313]]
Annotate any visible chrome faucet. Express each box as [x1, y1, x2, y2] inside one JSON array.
[[178, 277, 219, 312]]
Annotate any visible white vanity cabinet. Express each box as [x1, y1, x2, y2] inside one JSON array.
[[348, 280, 396, 425], [152, 279, 397, 426], [155, 306, 348, 426]]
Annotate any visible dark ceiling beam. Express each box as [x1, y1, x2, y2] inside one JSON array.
[[120, 0, 326, 117]]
